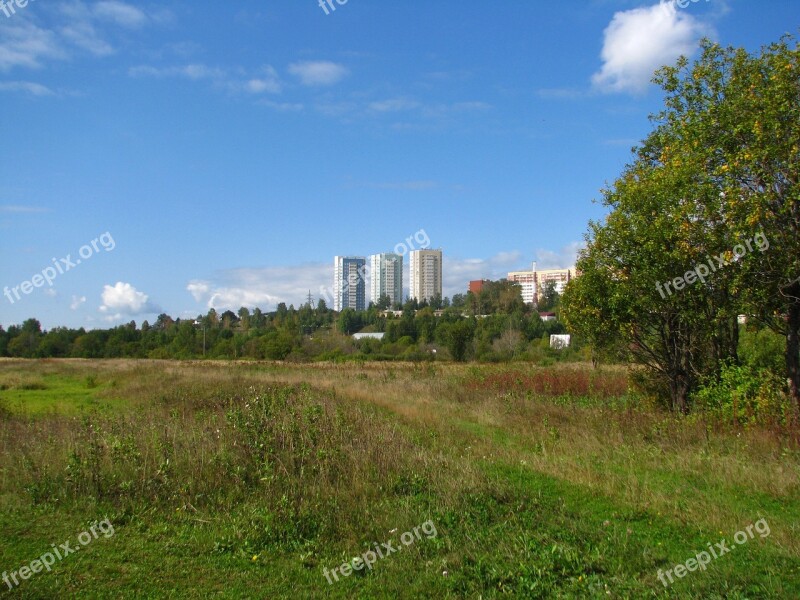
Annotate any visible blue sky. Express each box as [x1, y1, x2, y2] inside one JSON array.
[[0, 0, 796, 329]]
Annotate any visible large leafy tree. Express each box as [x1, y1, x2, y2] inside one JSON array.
[[563, 158, 737, 411], [653, 37, 800, 411], [563, 38, 800, 411]]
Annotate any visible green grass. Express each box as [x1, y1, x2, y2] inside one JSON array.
[[0, 369, 122, 415], [0, 359, 798, 598]]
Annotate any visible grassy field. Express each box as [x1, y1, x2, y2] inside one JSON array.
[[0, 359, 798, 598]]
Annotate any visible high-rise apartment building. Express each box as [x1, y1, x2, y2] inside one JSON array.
[[409, 249, 443, 303], [506, 268, 537, 304], [536, 267, 574, 300], [506, 262, 576, 305], [369, 253, 403, 306], [333, 256, 366, 312]]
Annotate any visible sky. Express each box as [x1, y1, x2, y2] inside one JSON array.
[[0, 0, 796, 329]]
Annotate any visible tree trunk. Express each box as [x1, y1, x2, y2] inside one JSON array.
[[676, 381, 689, 414], [786, 301, 800, 422], [669, 370, 690, 414]]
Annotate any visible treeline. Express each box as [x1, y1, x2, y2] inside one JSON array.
[[562, 37, 800, 415], [0, 281, 571, 363]]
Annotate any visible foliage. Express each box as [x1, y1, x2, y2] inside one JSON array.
[[739, 325, 787, 373], [0, 294, 578, 365], [562, 36, 800, 412], [692, 362, 792, 427]]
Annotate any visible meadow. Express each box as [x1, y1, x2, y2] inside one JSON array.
[[0, 359, 798, 598]]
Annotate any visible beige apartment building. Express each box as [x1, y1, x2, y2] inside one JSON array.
[[506, 263, 576, 305], [409, 249, 443, 302]]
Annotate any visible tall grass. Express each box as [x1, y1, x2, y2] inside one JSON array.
[[0, 370, 483, 555], [0, 359, 798, 597]]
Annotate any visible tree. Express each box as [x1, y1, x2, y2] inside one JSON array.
[[220, 310, 238, 329], [263, 331, 293, 360], [651, 37, 800, 412], [251, 307, 266, 329], [415, 307, 436, 343], [337, 308, 360, 335], [437, 319, 473, 361], [154, 313, 175, 331], [238, 307, 251, 331], [451, 293, 466, 309], [376, 294, 392, 310], [275, 302, 289, 319], [7, 319, 42, 357], [561, 40, 759, 410], [561, 268, 625, 367], [537, 281, 559, 312]]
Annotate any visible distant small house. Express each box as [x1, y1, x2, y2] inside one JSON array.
[[550, 334, 571, 350], [381, 310, 404, 318], [352, 332, 385, 341], [539, 312, 557, 322]]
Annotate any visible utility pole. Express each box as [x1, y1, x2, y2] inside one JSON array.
[[194, 320, 206, 357]]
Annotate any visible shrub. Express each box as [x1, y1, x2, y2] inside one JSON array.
[[739, 327, 785, 373], [692, 362, 792, 427]]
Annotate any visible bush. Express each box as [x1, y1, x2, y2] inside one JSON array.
[[692, 362, 792, 427], [739, 327, 785, 373]]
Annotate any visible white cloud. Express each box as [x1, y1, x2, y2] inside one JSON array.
[[312, 96, 490, 127], [129, 64, 225, 80], [442, 252, 524, 298], [592, 1, 712, 95], [0, 81, 55, 95], [188, 263, 333, 311], [0, 22, 66, 71], [288, 60, 348, 86], [0, 1, 154, 72], [60, 21, 114, 56], [450, 101, 491, 111], [181, 64, 225, 80], [532, 242, 584, 270], [129, 63, 282, 95], [99, 282, 159, 315], [368, 98, 420, 112], [357, 180, 440, 191], [186, 281, 210, 302], [245, 78, 279, 94], [70, 295, 86, 309], [93, 1, 147, 28], [258, 99, 303, 112], [243, 66, 281, 94], [0, 205, 49, 213]]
